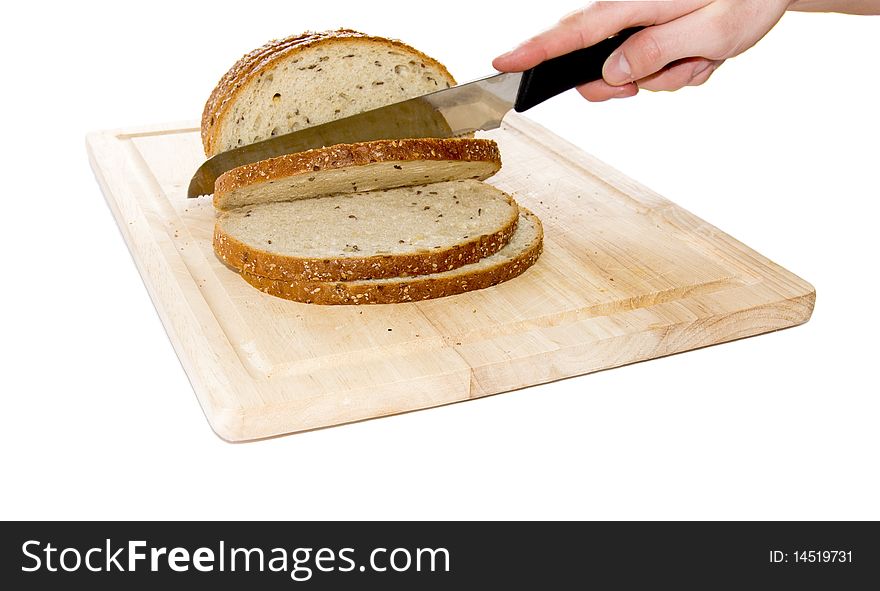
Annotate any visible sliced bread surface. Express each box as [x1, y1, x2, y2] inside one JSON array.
[[213, 138, 501, 210], [214, 179, 519, 282], [240, 209, 543, 304], [201, 29, 456, 156]]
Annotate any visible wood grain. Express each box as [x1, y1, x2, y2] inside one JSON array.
[[86, 114, 815, 441]]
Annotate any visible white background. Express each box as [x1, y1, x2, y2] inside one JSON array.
[[1, 0, 877, 520]]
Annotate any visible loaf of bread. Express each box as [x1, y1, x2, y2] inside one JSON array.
[[239, 209, 543, 304], [214, 179, 519, 282], [201, 29, 456, 157], [213, 138, 501, 210], [202, 29, 542, 304]]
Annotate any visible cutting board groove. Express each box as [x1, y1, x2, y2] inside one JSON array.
[[87, 114, 814, 441]]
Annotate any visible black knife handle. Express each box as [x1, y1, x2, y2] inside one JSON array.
[[514, 27, 644, 112]]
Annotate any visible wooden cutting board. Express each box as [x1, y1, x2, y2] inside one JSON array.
[[87, 114, 815, 441]]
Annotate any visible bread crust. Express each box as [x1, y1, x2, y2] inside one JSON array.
[[237, 211, 544, 304], [201, 29, 457, 156], [213, 138, 501, 208], [213, 191, 520, 282]]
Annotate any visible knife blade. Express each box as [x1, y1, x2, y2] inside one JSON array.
[[187, 27, 642, 197]]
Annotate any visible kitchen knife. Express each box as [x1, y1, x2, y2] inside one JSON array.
[[188, 27, 642, 197]]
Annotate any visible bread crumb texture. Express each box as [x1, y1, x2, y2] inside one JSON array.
[[240, 210, 543, 304], [214, 138, 501, 210], [201, 29, 456, 157], [214, 180, 519, 282]]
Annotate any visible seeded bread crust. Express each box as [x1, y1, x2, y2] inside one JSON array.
[[213, 138, 501, 209], [201, 29, 456, 156], [237, 210, 544, 305], [216, 138, 500, 194], [213, 191, 519, 282]]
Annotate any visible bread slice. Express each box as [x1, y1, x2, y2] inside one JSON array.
[[239, 209, 543, 304], [201, 29, 456, 156], [214, 179, 519, 282], [213, 138, 500, 210]]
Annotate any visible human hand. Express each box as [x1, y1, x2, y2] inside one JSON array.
[[493, 0, 794, 101]]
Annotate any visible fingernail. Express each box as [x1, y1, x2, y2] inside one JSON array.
[[614, 84, 635, 98], [604, 51, 631, 85]]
